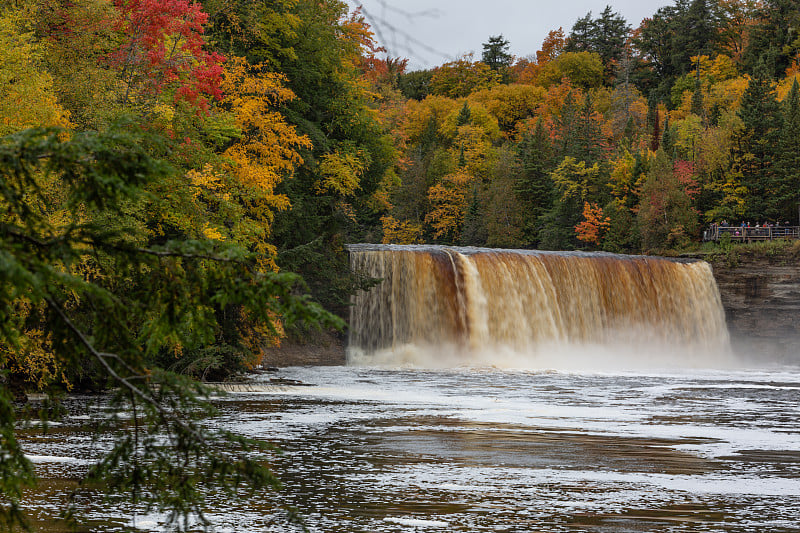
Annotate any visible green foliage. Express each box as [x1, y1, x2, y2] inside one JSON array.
[[430, 57, 500, 98], [565, 7, 631, 83], [538, 51, 605, 89], [207, 0, 398, 313], [634, 0, 722, 100], [483, 148, 526, 248], [573, 92, 607, 166], [481, 35, 512, 78], [0, 384, 35, 531], [538, 157, 601, 250], [397, 70, 434, 101], [638, 149, 699, 251], [601, 200, 640, 253], [515, 118, 556, 245], [456, 101, 472, 126], [0, 126, 342, 528], [460, 185, 487, 246], [774, 79, 800, 223], [742, 0, 800, 78], [733, 61, 781, 221]]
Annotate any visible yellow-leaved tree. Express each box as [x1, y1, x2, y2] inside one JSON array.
[[0, 4, 74, 392], [425, 169, 476, 240], [219, 57, 312, 268], [0, 5, 70, 134]]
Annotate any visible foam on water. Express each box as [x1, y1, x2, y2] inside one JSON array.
[[347, 339, 740, 371], [18, 364, 800, 532]]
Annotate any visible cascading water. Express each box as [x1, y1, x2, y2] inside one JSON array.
[[347, 245, 731, 368]]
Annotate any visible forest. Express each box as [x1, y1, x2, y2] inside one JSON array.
[[1, 0, 800, 527], [4, 0, 800, 381]]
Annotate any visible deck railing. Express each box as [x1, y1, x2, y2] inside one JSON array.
[[703, 226, 800, 242]]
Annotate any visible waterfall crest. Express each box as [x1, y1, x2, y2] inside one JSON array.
[[348, 245, 730, 367]]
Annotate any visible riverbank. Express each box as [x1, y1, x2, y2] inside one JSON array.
[[685, 242, 800, 362], [261, 328, 346, 367]]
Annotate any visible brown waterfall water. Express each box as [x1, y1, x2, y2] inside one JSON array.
[[348, 245, 730, 367]]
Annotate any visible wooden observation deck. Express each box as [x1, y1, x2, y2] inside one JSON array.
[[704, 225, 800, 242]]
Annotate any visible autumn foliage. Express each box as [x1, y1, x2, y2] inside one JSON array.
[[575, 202, 611, 244], [108, 0, 224, 111], [6, 0, 800, 394]]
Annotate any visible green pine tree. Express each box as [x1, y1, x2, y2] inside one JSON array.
[[774, 78, 800, 223], [456, 101, 472, 126], [661, 113, 676, 156], [647, 96, 661, 151], [554, 90, 580, 159], [0, 127, 342, 529], [481, 35, 512, 80], [733, 60, 782, 221], [461, 185, 487, 246], [515, 118, 556, 245], [574, 92, 606, 166]]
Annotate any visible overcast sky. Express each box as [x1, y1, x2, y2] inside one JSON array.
[[345, 0, 674, 70]]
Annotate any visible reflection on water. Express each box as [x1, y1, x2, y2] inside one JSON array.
[[18, 364, 800, 532]]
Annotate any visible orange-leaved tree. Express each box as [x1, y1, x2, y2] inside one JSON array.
[[575, 201, 611, 245], [219, 57, 312, 267]]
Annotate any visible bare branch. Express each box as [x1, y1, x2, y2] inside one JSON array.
[[348, 1, 453, 67]]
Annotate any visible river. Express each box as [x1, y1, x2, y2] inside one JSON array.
[[18, 362, 800, 532]]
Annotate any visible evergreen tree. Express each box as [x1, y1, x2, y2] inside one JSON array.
[[537, 157, 599, 250], [602, 200, 640, 253], [672, 0, 720, 71], [647, 96, 661, 152], [733, 61, 782, 221], [574, 92, 606, 167], [622, 116, 637, 144], [554, 90, 580, 158], [566, 13, 595, 53], [456, 101, 472, 126], [461, 184, 487, 245], [481, 35, 512, 77], [593, 6, 631, 82], [774, 78, 800, 223], [743, 0, 800, 78], [633, 0, 721, 101], [458, 144, 467, 167], [419, 114, 440, 157], [0, 127, 341, 529], [661, 113, 676, 156], [397, 69, 434, 100], [566, 7, 630, 84], [515, 118, 556, 245], [690, 75, 705, 121]]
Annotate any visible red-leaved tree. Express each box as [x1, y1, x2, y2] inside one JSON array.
[[108, 0, 223, 112], [673, 159, 700, 200]]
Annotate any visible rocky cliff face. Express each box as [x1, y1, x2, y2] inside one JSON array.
[[704, 249, 800, 362]]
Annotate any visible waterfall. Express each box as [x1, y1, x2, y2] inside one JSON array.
[[347, 245, 730, 368]]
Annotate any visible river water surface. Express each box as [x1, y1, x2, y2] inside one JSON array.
[[19, 363, 800, 532]]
